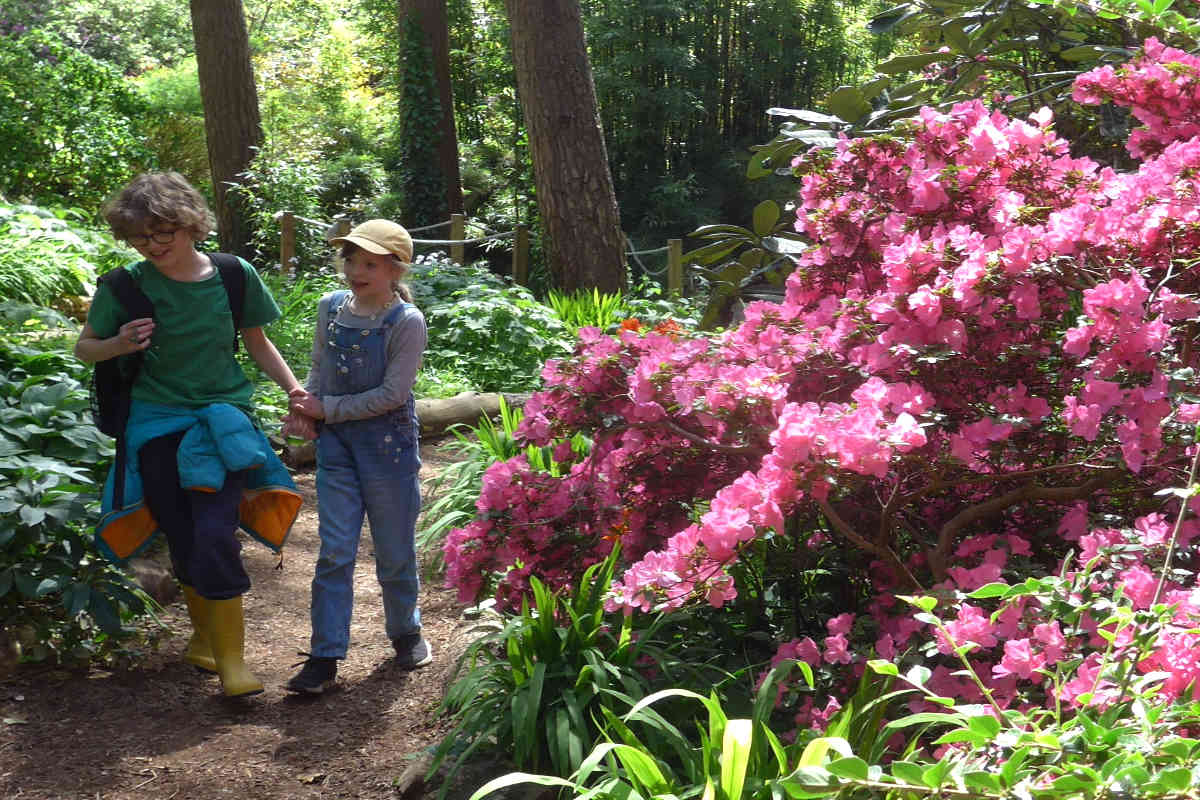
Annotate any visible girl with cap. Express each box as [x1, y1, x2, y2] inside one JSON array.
[[284, 219, 431, 693]]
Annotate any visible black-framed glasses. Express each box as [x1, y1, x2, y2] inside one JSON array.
[[128, 229, 180, 247]]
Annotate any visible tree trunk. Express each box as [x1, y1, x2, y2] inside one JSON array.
[[190, 0, 263, 258], [504, 0, 626, 294], [399, 0, 464, 216]]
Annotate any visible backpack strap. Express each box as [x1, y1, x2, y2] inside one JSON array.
[[95, 267, 155, 510], [207, 253, 247, 351], [99, 266, 155, 323]]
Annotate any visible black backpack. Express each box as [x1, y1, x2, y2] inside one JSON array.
[[89, 254, 247, 506]]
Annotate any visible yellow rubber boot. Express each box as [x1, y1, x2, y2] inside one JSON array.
[[180, 585, 217, 673], [207, 596, 264, 697]]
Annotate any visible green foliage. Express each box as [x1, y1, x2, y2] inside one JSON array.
[[134, 59, 211, 194], [470, 662, 815, 800], [0, 339, 154, 665], [412, 255, 571, 392], [431, 549, 697, 794], [231, 148, 330, 273], [685, 200, 808, 330], [317, 153, 387, 220], [0, 202, 129, 306], [582, 0, 885, 242], [396, 14, 447, 228], [545, 288, 626, 336], [0, 0, 194, 74], [0, 30, 152, 208], [756, 0, 1178, 171]]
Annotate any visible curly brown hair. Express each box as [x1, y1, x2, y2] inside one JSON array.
[[103, 172, 216, 242]]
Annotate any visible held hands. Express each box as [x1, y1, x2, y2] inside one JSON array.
[[288, 387, 326, 420], [115, 318, 155, 355], [282, 388, 322, 441], [280, 411, 318, 441]]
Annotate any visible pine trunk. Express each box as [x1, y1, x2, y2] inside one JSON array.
[[190, 0, 263, 258], [504, 0, 626, 293], [399, 0, 464, 216]]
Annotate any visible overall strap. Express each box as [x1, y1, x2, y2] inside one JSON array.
[[207, 253, 247, 351], [381, 301, 413, 327], [329, 289, 352, 316]]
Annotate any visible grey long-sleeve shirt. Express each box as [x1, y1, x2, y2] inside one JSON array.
[[303, 292, 427, 424]]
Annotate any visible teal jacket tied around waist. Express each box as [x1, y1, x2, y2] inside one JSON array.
[[96, 401, 302, 564]]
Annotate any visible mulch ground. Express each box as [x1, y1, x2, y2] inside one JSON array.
[[0, 439, 509, 800]]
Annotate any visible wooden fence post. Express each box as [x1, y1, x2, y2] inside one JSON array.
[[668, 238, 683, 294], [513, 224, 530, 287], [450, 213, 465, 264], [280, 212, 296, 276]]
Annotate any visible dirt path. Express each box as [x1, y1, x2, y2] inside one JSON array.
[[0, 439, 485, 800]]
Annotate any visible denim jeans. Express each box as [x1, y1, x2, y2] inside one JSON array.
[[309, 410, 422, 658]]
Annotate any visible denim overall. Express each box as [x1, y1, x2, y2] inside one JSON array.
[[310, 291, 422, 659]]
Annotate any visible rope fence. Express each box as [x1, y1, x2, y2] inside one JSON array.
[[276, 211, 683, 293]]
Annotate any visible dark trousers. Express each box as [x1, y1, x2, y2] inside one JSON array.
[[138, 431, 251, 600]]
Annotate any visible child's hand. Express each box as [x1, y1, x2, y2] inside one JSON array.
[[115, 317, 155, 355], [289, 390, 325, 420], [281, 411, 318, 441]]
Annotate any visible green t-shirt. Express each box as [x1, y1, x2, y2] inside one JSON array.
[[86, 255, 281, 413]]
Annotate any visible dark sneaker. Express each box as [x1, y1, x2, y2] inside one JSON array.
[[392, 634, 432, 670], [286, 652, 337, 694]]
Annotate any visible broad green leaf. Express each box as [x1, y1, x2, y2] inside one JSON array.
[[876, 52, 953, 75], [613, 745, 670, 795], [752, 201, 781, 238], [967, 582, 1010, 598], [826, 87, 871, 122], [467, 773, 573, 800], [720, 719, 753, 800], [889, 761, 924, 785], [798, 737, 853, 767], [904, 665, 932, 686], [826, 757, 869, 781], [867, 660, 899, 676], [779, 765, 840, 798]]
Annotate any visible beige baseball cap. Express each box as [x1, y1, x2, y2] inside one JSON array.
[[330, 219, 413, 263]]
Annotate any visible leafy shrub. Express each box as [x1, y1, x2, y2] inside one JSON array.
[[545, 288, 625, 337], [231, 147, 330, 273], [317, 153, 387, 220], [430, 549, 701, 795], [0, 340, 153, 665], [134, 59, 211, 193], [411, 254, 571, 392], [470, 663, 808, 800], [0, 203, 130, 306], [0, 30, 152, 208]]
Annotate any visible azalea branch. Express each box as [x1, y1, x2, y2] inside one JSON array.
[[650, 419, 763, 456], [930, 476, 1112, 579], [816, 496, 924, 591]]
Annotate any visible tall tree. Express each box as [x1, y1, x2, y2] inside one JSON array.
[[190, 0, 262, 256], [504, 0, 626, 293], [399, 0, 464, 218]]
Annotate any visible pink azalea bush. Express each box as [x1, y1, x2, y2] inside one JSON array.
[[445, 37, 1200, 724]]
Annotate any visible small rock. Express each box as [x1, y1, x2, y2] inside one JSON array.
[[394, 751, 434, 800]]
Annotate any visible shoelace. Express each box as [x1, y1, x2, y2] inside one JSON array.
[[290, 651, 326, 669]]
